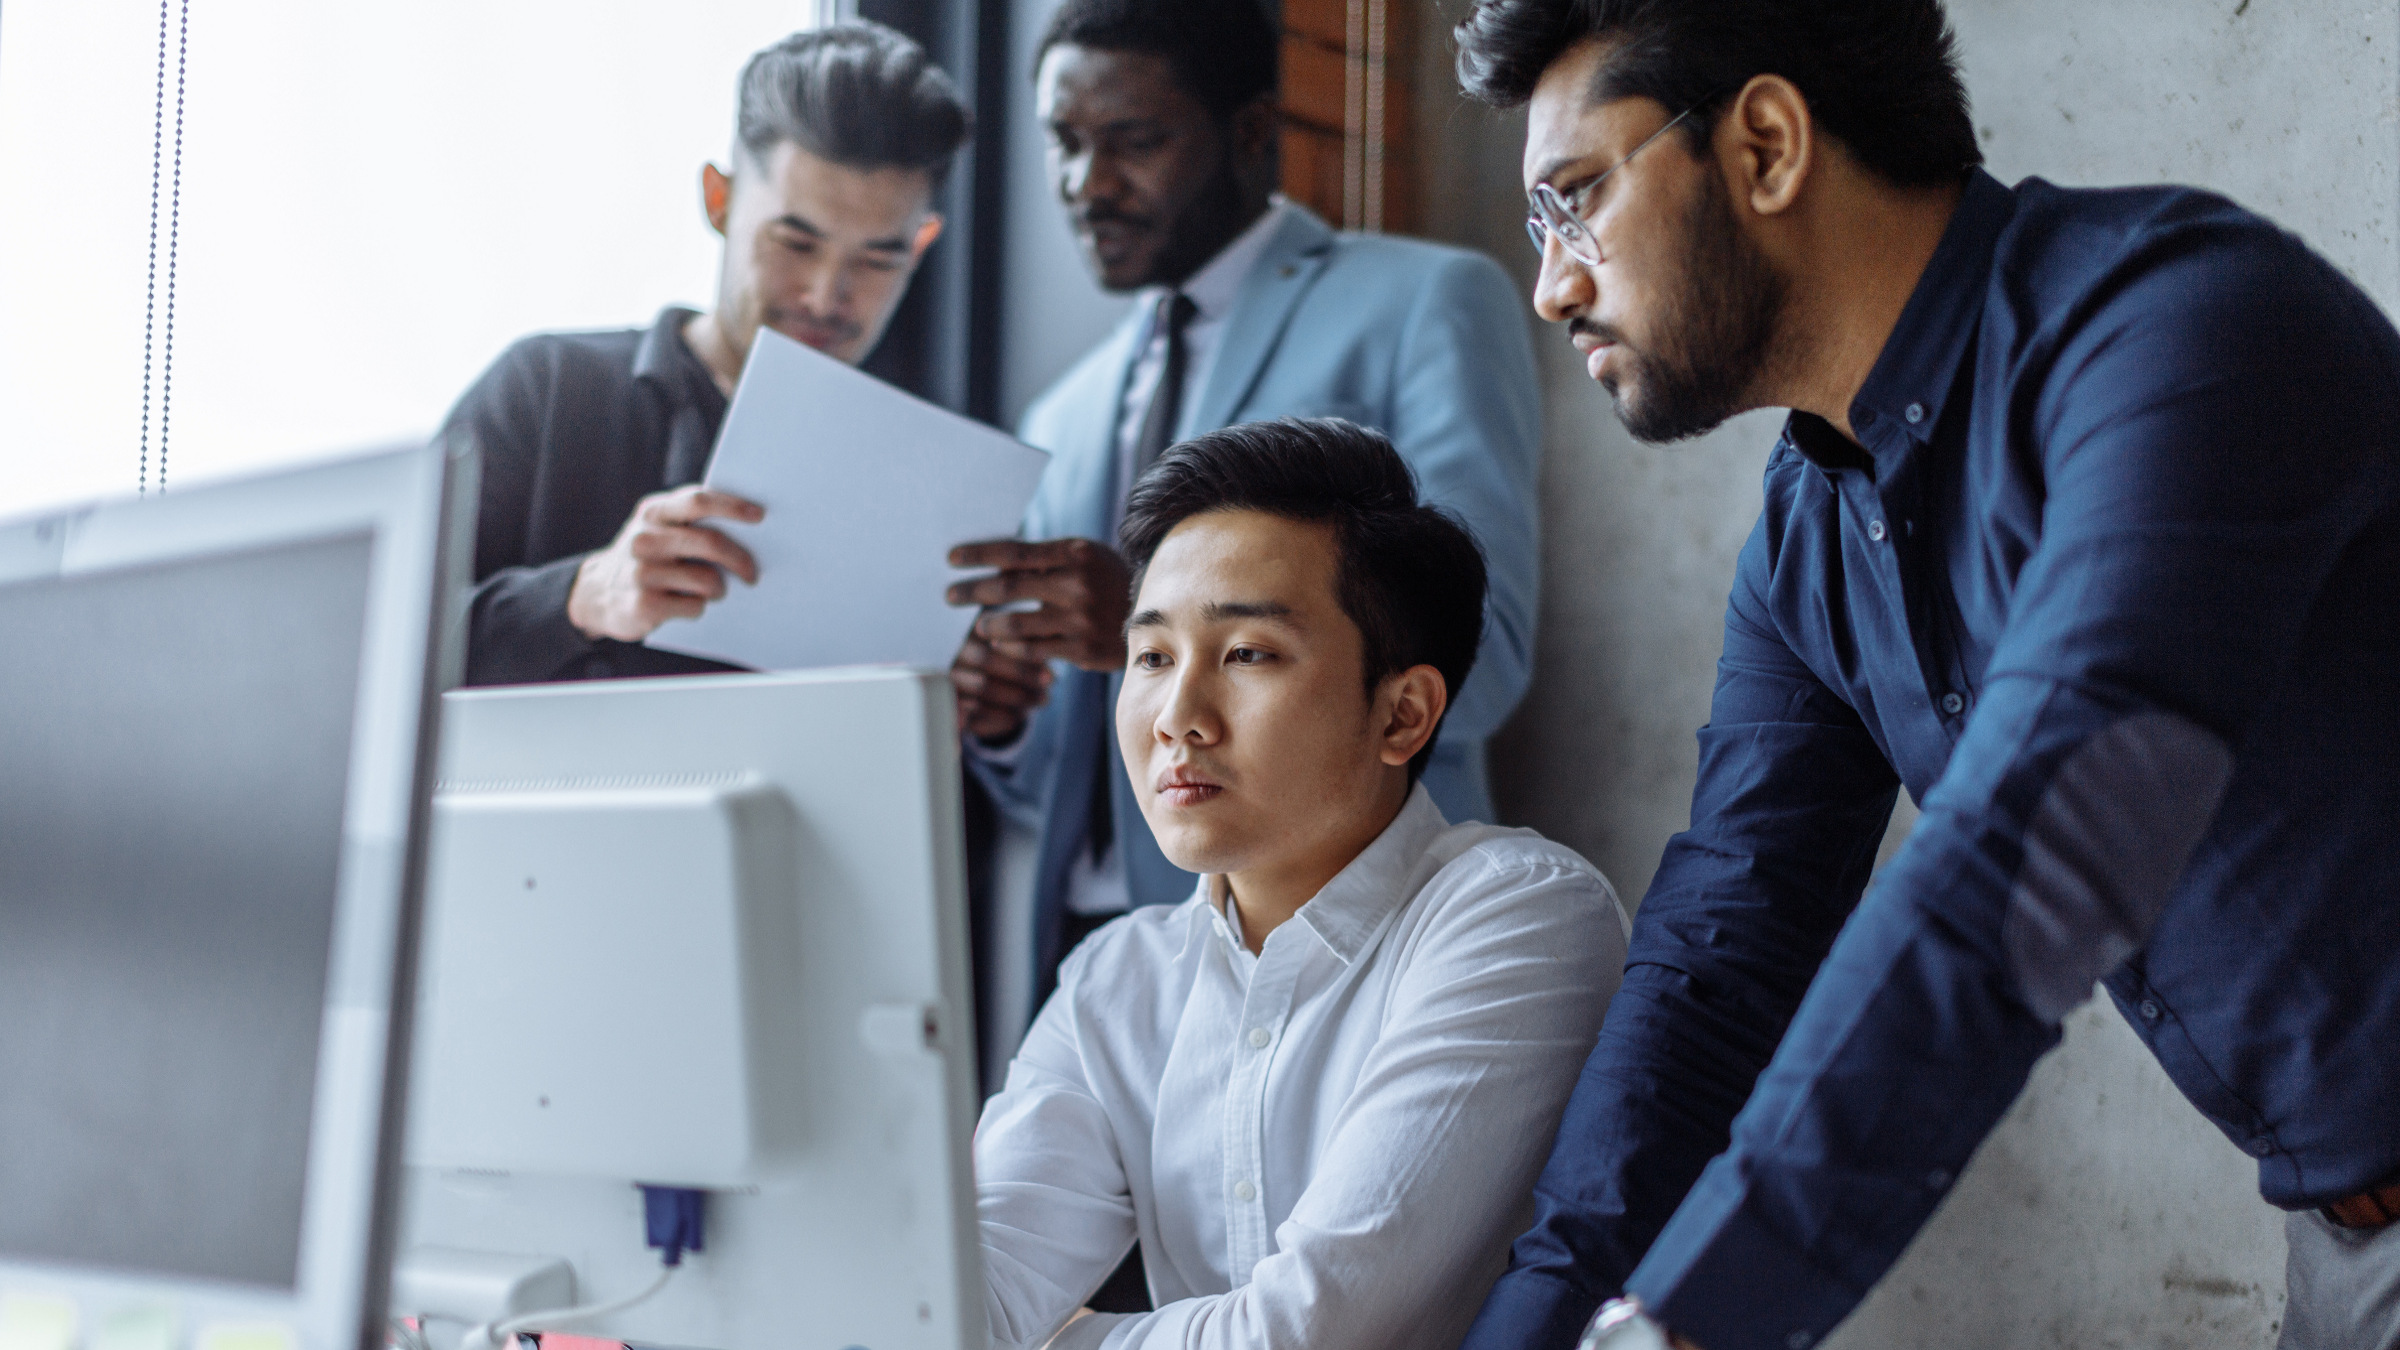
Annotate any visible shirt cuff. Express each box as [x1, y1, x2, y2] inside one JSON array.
[[463, 554, 601, 687], [966, 721, 1033, 766], [1460, 1267, 1607, 1350], [1627, 1177, 1865, 1350]]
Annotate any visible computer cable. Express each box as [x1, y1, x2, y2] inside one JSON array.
[[455, 1187, 706, 1350], [459, 1266, 676, 1350]]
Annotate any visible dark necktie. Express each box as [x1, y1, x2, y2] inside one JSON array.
[[1129, 290, 1200, 491], [1089, 290, 1199, 873]]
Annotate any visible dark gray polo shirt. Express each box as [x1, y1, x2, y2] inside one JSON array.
[[443, 305, 742, 686]]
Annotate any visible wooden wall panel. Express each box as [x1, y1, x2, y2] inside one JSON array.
[[1277, 0, 1414, 234]]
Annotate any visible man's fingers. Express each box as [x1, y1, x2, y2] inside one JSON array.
[[632, 524, 760, 585], [948, 537, 1085, 570], [964, 704, 1030, 741], [645, 486, 766, 528], [636, 559, 729, 601], [637, 592, 708, 628], [955, 637, 1054, 689], [974, 607, 1090, 644], [947, 568, 1095, 609], [983, 634, 1096, 666], [951, 664, 1050, 710], [981, 650, 1054, 688]]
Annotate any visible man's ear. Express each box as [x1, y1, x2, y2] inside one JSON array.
[[910, 213, 946, 264], [701, 162, 733, 236], [1229, 94, 1281, 185], [1721, 73, 1814, 219], [1375, 665, 1449, 770], [1230, 95, 1278, 161]]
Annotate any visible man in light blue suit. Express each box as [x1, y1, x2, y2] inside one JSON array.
[[947, 0, 1542, 1034]]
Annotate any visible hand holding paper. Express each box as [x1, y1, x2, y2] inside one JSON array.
[[646, 328, 1050, 673], [944, 537, 1133, 670], [569, 486, 764, 641], [943, 536, 1130, 742]]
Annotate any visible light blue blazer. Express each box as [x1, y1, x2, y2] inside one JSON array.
[[975, 204, 1542, 995]]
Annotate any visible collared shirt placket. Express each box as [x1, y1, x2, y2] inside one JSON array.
[[1858, 420, 1973, 757], [1219, 923, 1304, 1283]]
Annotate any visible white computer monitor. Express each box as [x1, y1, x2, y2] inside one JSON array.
[[394, 669, 983, 1350], [0, 443, 474, 1350]]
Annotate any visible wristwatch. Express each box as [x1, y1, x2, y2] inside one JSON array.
[[1577, 1297, 1673, 1350]]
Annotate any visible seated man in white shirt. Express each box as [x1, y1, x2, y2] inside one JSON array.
[[975, 416, 1630, 1350]]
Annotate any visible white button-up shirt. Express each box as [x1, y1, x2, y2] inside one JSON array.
[[975, 786, 1628, 1350]]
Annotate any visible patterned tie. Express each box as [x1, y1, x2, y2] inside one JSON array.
[[1090, 289, 1199, 871]]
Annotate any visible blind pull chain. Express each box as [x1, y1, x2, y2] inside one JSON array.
[[137, 0, 191, 496]]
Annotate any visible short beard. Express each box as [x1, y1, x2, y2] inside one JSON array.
[[1147, 146, 1252, 287], [1604, 170, 1786, 444]]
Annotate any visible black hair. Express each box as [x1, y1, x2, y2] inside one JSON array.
[[1034, 0, 1279, 121], [737, 22, 973, 190], [1119, 418, 1487, 784], [1454, 0, 1980, 188]]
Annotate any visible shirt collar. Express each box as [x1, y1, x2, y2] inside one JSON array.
[[1842, 169, 2017, 455], [633, 305, 728, 407], [1190, 782, 1451, 967], [1149, 196, 1293, 325]]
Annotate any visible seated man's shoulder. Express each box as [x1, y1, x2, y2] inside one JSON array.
[[1417, 822, 1624, 930], [1055, 897, 1206, 989]]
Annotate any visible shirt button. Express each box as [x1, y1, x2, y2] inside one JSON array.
[[1248, 1027, 1271, 1049], [1904, 402, 1926, 424], [1941, 692, 1966, 715], [2250, 1138, 2275, 1157], [2139, 1000, 2162, 1020], [1787, 1332, 1816, 1350], [1867, 519, 1888, 542], [1926, 1169, 1952, 1190], [1234, 1179, 1257, 1202]]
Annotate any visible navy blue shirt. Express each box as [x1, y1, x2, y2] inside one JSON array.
[[1467, 170, 2400, 1350]]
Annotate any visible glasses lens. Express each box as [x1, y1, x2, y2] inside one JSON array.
[[1526, 216, 1549, 256], [1533, 183, 1598, 265]]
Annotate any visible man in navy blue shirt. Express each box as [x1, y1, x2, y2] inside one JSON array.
[[1450, 2, 2400, 1349]]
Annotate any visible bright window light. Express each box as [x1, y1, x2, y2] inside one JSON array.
[[0, 0, 822, 517]]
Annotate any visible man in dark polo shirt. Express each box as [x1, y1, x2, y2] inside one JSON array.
[[446, 21, 972, 686]]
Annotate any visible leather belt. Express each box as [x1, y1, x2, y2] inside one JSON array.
[[2323, 1180, 2400, 1231]]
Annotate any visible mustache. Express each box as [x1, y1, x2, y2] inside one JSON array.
[[765, 307, 863, 342], [1569, 316, 1627, 347], [1076, 203, 1155, 232]]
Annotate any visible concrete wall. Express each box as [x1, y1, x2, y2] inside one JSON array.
[[992, 0, 2398, 1342]]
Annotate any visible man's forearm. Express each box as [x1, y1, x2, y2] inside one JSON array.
[[462, 556, 598, 687]]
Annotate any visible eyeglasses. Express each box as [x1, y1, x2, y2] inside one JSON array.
[[1525, 98, 1715, 267]]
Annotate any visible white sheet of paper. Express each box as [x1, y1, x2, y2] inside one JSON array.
[[646, 327, 1049, 673]]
